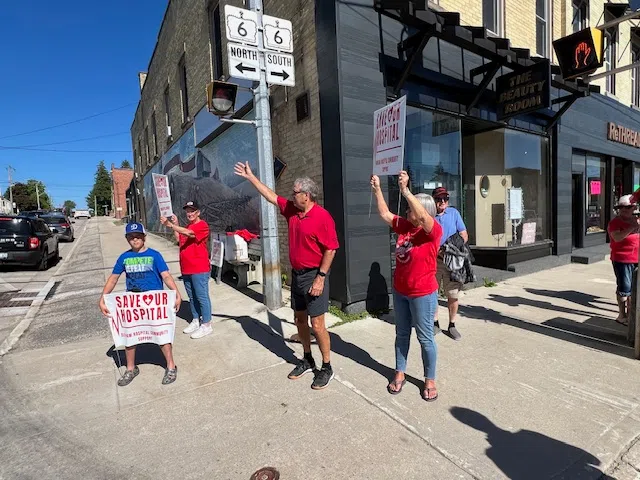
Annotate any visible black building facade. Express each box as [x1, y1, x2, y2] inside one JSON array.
[[312, 1, 640, 310]]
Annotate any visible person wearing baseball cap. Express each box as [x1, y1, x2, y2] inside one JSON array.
[[98, 222, 182, 386], [161, 201, 213, 339], [608, 194, 640, 326], [431, 186, 468, 340]]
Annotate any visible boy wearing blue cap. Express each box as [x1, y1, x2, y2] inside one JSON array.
[[99, 222, 182, 386]]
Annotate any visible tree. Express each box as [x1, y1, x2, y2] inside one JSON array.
[[63, 200, 76, 216], [120, 159, 132, 168], [4, 180, 52, 211], [86, 160, 112, 216]]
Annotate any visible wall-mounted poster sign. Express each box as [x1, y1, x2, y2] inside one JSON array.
[[496, 59, 551, 121], [521, 222, 537, 245], [607, 122, 640, 149], [590, 180, 601, 195]]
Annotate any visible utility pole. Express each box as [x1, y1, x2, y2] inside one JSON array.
[[248, 0, 282, 311], [94, 196, 97, 217], [35, 183, 41, 210], [7, 166, 14, 214]]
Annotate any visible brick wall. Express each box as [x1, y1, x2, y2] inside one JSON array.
[[111, 165, 134, 220]]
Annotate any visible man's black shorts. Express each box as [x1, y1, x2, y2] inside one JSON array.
[[291, 268, 330, 318]]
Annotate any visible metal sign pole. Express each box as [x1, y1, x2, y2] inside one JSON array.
[[249, 0, 282, 311]]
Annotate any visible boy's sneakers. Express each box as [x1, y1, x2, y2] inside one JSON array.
[[288, 358, 315, 379], [311, 366, 334, 390], [190, 323, 213, 339], [183, 319, 200, 334], [117, 366, 140, 387]]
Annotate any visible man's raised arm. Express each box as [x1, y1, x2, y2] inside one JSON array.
[[234, 161, 278, 206]]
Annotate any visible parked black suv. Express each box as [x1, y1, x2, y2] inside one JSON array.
[[0, 215, 59, 270], [40, 214, 75, 242]]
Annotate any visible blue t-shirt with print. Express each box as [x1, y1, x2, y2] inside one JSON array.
[[434, 207, 467, 246], [112, 248, 168, 292]]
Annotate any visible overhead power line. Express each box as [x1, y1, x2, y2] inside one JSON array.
[[0, 131, 129, 149], [0, 147, 131, 153], [0, 102, 136, 140]]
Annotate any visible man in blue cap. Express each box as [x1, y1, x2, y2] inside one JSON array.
[[99, 222, 182, 386]]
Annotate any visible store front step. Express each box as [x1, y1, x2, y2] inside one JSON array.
[[570, 244, 610, 265]]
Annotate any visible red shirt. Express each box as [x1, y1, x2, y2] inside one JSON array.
[[179, 219, 210, 275], [608, 216, 639, 264], [277, 197, 339, 270], [392, 216, 442, 297]]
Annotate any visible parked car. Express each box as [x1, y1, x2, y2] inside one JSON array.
[[73, 210, 91, 219], [22, 210, 48, 218], [40, 214, 74, 242], [0, 215, 59, 270]]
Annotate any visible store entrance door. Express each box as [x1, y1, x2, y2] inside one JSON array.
[[572, 173, 584, 249]]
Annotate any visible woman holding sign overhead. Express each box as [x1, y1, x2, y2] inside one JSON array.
[[371, 171, 442, 402]]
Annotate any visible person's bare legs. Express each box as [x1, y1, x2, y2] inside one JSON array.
[[447, 297, 459, 326], [124, 346, 136, 370], [311, 314, 331, 363], [160, 343, 176, 369], [294, 310, 312, 353]]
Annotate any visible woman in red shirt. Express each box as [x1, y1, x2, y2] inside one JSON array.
[[371, 171, 442, 402], [607, 194, 640, 325]]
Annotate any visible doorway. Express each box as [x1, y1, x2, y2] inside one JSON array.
[[572, 173, 584, 249]]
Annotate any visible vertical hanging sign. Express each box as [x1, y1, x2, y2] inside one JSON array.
[[372, 96, 406, 176]]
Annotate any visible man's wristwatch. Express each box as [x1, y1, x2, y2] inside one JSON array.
[[317, 271, 327, 277]]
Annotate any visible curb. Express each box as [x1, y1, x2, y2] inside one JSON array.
[[0, 220, 90, 357]]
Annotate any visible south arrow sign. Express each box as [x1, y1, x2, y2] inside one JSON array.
[[265, 51, 295, 87], [227, 44, 260, 82]]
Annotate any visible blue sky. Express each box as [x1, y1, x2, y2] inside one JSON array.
[[0, 0, 167, 209]]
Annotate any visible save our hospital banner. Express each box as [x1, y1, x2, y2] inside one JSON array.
[[152, 173, 174, 218], [104, 290, 177, 347], [372, 95, 406, 176]]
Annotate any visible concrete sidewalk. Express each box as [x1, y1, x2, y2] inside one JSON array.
[[3, 216, 640, 479]]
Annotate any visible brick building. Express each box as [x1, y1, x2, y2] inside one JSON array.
[[132, 0, 640, 311], [111, 164, 134, 220]]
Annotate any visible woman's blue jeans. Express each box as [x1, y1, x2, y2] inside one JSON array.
[[393, 289, 438, 380], [183, 273, 212, 324]]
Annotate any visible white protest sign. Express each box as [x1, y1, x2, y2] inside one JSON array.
[[152, 173, 174, 218], [104, 290, 176, 347], [372, 96, 406, 176], [210, 239, 224, 267]]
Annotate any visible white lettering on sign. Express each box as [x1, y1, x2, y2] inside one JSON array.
[[224, 5, 258, 46], [372, 96, 406, 176], [227, 44, 260, 82], [265, 52, 295, 87], [262, 15, 293, 53]]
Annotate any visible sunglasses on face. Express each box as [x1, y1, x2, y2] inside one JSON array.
[[292, 190, 306, 197], [435, 197, 449, 203], [126, 234, 145, 241], [621, 206, 635, 210]]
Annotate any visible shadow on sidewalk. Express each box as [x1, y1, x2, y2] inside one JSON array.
[[459, 304, 632, 358], [525, 288, 618, 311], [106, 344, 168, 369], [450, 407, 613, 479], [487, 294, 611, 320]]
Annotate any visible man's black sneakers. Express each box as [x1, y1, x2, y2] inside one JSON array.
[[288, 358, 315, 379], [311, 366, 334, 390]]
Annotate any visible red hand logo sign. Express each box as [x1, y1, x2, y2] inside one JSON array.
[[574, 42, 592, 68]]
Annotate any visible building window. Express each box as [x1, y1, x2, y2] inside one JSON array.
[[483, 0, 502, 36], [178, 56, 189, 124], [463, 129, 550, 247], [144, 127, 151, 166], [585, 154, 606, 234], [572, 0, 588, 32], [605, 29, 617, 95], [536, 0, 549, 57], [633, 46, 640, 107], [163, 86, 171, 135], [151, 112, 158, 157], [208, 1, 224, 80]]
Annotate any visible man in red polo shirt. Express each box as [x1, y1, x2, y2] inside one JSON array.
[[234, 162, 339, 390]]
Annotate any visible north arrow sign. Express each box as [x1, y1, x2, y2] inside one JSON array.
[[235, 63, 257, 74], [227, 44, 260, 81]]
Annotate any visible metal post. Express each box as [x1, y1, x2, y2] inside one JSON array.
[[35, 183, 41, 210], [249, 0, 282, 311], [7, 166, 14, 215], [94, 196, 97, 217]]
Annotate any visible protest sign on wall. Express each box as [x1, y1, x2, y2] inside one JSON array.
[[152, 173, 174, 218], [372, 96, 406, 176], [104, 290, 176, 347]]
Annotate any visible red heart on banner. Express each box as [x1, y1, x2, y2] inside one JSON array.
[[142, 294, 153, 306]]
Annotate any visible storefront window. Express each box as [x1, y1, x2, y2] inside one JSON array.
[[586, 155, 606, 234], [634, 165, 640, 193], [462, 129, 550, 247]]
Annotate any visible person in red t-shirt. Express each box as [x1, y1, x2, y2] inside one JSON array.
[[371, 171, 442, 402], [607, 194, 640, 326], [234, 161, 339, 390], [161, 201, 213, 339]]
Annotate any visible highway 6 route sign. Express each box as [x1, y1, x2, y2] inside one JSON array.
[[227, 44, 260, 82], [265, 51, 295, 87], [224, 5, 259, 46], [262, 15, 293, 53]]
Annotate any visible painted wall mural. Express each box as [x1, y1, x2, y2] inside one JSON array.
[[142, 111, 259, 236]]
